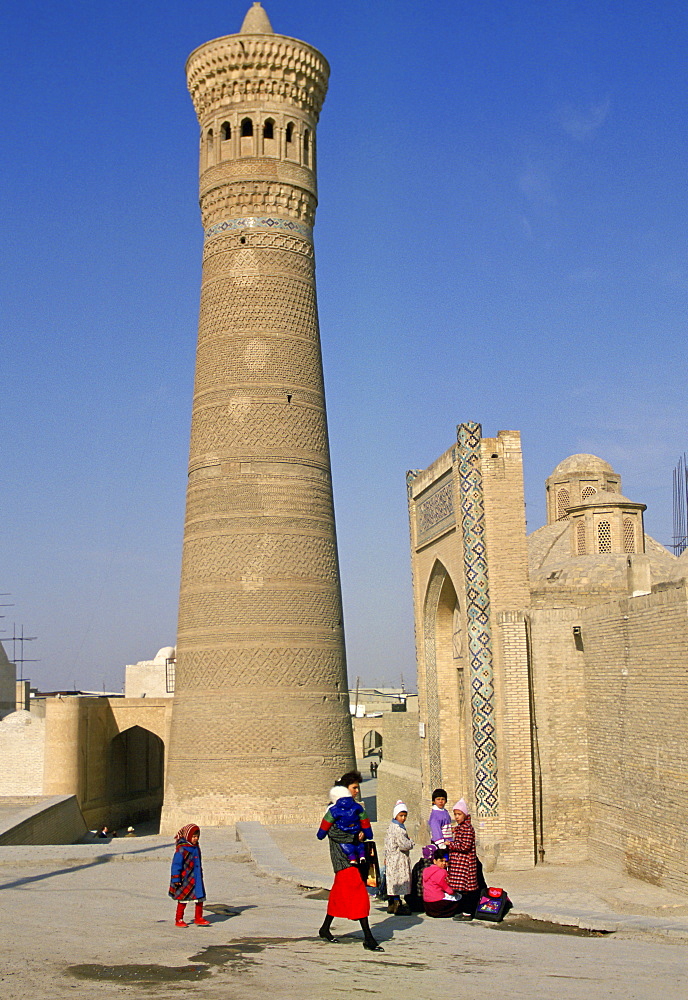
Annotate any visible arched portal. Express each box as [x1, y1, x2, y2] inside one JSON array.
[[422, 561, 468, 794], [362, 730, 383, 757], [109, 726, 165, 826]]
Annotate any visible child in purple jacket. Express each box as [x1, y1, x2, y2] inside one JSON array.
[[428, 788, 452, 848]]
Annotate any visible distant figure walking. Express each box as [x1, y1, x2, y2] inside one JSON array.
[[169, 824, 210, 927], [317, 770, 384, 952], [96, 824, 116, 839], [384, 801, 414, 915]]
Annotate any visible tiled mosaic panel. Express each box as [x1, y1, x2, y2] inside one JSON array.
[[457, 421, 499, 817]]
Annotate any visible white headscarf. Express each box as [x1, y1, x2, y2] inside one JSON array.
[[392, 800, 408, 820]]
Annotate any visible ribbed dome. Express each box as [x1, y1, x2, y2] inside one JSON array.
[[549, 453, 615, 478], [240, 2, 274, 34]]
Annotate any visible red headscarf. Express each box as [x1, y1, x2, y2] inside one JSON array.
[[175, 823, 200, 843]]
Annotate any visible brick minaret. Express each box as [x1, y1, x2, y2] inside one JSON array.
[[162, 3, 354, 830]]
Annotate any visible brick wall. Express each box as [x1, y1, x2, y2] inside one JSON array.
[[0, 711, 46, 795], [583, 583, 688, 892], [529, 608, 590, 862]]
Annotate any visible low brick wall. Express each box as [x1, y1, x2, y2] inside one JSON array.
[[0, 794, 87, 845]]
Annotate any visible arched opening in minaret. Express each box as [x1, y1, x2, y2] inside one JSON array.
[[303, 128, 310, 166], [285, 122, 296, 160], [221, 121, 231, 141], [240, 117, 254, 156], [205, 128, 214, 167], [263, 118, 276, 156]]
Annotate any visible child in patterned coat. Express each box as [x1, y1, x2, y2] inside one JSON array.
[[169, 824, 211, 927]]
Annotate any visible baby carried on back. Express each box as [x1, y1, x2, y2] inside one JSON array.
[[316, 785, 373, 863]]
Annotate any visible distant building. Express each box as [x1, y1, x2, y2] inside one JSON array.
[[0, 645, 175, 829], [0, 641, 15, 718], [125, 646, 176, 699]]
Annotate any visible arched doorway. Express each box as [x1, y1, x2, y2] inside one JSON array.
[[362, 730, 383, 757], [109, 726, 165, 826], [422, 561, 468, 795]]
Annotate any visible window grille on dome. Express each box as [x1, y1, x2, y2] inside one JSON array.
[[557, 488, 570, 520], [598, 520, 612, 553], [576, 520, 586, 555], [581, 486, 597, 500], [623, 517, 636, 553]]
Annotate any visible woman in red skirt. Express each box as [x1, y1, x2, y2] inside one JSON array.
[[317, 770, 384, 951]]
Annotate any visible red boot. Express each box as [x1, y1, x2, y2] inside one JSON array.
[[194, 902, 210, 926], [175, 902, 188, 927]]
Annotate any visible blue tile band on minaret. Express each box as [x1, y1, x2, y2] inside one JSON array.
[[457, 421, 499, 816], [205, 216, 313, 242]]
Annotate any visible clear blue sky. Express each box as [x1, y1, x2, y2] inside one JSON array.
[[1, 1, 686, 691]]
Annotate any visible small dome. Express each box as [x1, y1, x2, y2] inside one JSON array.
[[240, 2, 274, 34], [154, 646, 175, 663], [549, 454, 615, 478]]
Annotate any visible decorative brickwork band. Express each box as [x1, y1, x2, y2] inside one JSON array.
[[457, 421, 499, 816], [205, 216, 313, 242], [416, 474, 455, 545]]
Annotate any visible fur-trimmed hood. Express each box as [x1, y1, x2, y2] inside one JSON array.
[[329, 785, 352, 803]]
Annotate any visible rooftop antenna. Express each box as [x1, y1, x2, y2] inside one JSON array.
[[0, 595, 14, 633], [672, 454, 688, 555], [7, 623, 38, 681]]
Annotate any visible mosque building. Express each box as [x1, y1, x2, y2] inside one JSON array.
[[392, 424, 688, 891]]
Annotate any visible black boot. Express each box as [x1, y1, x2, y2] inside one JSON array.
[[319, 915, 339, 943], [360, 918, 384, 952]]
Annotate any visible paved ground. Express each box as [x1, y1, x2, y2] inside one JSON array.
[[1, 826, 687, 1000], [261, 822, 688, 936]]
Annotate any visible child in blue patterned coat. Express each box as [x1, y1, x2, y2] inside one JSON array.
[[169, 823, 210, 927]]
